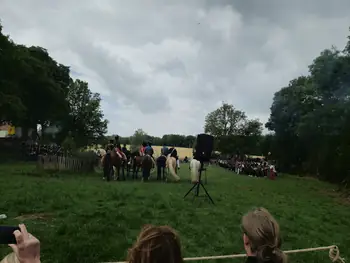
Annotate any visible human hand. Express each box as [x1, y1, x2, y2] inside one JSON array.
[[8, 224, 40, 263]]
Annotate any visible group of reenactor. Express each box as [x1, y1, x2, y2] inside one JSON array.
[[217, 155, 277, 179], [21, 141, 63, 158], [105, 136, 179, 162]]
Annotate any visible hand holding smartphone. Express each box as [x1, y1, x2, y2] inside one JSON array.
[[0, 224, 40, 263], [0, 226, 20, 244]]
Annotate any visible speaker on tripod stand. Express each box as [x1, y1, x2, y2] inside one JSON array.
[[184, 133, 215, 204]]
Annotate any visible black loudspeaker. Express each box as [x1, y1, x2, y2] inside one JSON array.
[[195, 133, 214, 162]]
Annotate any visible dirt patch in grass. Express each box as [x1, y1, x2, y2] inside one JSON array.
[[318, 188, 350, 205], [15, 213, 53, 221]]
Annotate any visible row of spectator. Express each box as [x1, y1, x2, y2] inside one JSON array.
[[1, 207, 286, 263]]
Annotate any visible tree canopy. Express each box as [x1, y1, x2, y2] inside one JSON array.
[[0, 22, 108, 146], [204, 102, 263, 155], [266, 28, 350, 183]]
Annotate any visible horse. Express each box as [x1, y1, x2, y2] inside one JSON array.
[[101, 148, 125, 181], [130, 151, 143, 179], [142, 154, 154, 181], [102, 151, 114, 181], [132, 154, 155, 180], [166, 154, 180, 181], [122, 149, 132, 178], [156, 155, 167, 181]]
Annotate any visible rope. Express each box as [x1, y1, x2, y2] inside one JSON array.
[[101, 245, 345, 263]]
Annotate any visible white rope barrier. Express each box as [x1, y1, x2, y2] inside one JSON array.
[[101, 245, 345, 263]]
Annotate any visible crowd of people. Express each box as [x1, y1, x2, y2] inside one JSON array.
[[1, 208, 287, 263], [22, 142, 63, 158], [217, 157, 278, 179]]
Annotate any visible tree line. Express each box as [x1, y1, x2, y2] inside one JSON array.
[[265, 29, 350, 184], [203, 28, 350, 185], [0, 21, 108, 147]]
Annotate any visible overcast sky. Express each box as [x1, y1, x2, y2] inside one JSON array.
[[1, 0, 350, 137]]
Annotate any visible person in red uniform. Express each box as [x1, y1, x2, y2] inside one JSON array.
[[139, 141, 147, 156], [116, 143, 127, 160]]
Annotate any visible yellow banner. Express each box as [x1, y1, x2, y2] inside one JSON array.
[[8, 126, 15, 135]]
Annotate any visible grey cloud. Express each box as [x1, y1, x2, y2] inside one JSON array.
[[154, 58, 188, 78], [66, 36, 171, 113], [206, 0, 350, 24]]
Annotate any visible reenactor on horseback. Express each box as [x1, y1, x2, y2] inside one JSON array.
[[114, 136, 119, 147], [161, 143, 168, 156], [139, 141, 147, 156], [144, 142, 156, 167], [109, 135, 126, 160], [105, 140, 115, 153], [122, 144, 128, 154], [167, 146, 178, 159], [144, 142, 153, 155], [168, 146, 179, 170], [115, 143, 127, 160]]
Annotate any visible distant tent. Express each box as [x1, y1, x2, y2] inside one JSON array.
[[245, 154, 265, 160]]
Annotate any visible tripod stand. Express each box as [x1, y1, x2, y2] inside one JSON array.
[[184, 161, 214, 205]]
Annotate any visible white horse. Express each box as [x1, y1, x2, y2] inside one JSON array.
[[166, 154, 180, 181], [189, 158, 201, 183], [93, 148, 106, 158]]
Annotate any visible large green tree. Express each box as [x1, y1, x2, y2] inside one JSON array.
[[64, 79, 108, 147], [18, 46, 71, 134], [1, 21, 109, 151], [0, 24, 26, 124], [204, 102, 263, 155], [129, 129, 148, 152], [1, 23, 71, 134], [204, 102, 246, 137], [266, 28, 350, 184]]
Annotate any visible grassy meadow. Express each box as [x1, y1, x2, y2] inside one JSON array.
[[0, 162, 349, 263]]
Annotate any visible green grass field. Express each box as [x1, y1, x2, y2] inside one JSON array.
[[0, 163, 349, 263]]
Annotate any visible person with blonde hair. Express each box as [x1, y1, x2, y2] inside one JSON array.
[[1, 224, 40, 263], [241, 208, 287, 263], [127, 225, 183, 263]]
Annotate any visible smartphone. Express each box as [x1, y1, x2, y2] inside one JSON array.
[[0, 226, 20, 244]]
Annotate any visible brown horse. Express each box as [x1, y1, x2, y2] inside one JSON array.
[[131, 154, 155, 180], [101, 149, 126, 181], [142, 154, 154, 181], [132, 155, 143, 179]]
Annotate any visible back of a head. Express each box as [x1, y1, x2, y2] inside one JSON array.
[[127, 225, 183, 263], [242, 208, 287, 263]]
